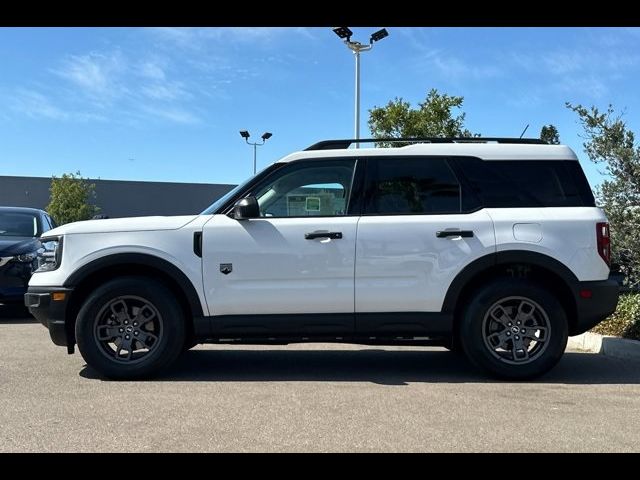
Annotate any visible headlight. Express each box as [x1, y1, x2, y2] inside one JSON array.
[[36, 236, 64, 272], [15, 251, 38, 263]]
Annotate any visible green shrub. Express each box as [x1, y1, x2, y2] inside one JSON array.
[[592, 293, 640, 340], [47, 171, 99, 226]]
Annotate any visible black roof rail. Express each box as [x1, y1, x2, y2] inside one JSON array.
[[304, 137, 548, 151]]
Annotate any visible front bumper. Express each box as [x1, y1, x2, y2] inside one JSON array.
[[572, 278, 620, 335], [24, 287, 73, 348], [1, 259, 36, 303], [0, 286, 27, 303]]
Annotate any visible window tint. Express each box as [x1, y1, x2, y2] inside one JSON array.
[[365, 157, 461, 215], [41, 214, 52, 232], [452, 158, 595, 208], [251, 160, 356, 217], [0, 212, 38, 237]]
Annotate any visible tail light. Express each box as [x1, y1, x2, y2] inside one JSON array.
[[596, 222, 611, 267]]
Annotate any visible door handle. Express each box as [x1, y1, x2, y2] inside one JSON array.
[[436, 230, 474, 238], [305, 231, 343, 240]]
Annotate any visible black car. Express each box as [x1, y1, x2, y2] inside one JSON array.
[[0, 207, 56, 303]]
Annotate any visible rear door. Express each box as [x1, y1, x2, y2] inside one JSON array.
[[355, 156, 495, 334]]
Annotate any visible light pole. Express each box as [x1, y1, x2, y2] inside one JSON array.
[[239, 130, 272, 175], [332, 27, 389, 147]]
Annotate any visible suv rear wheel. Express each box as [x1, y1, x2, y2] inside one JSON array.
[[75, 276, 185, 379], [459, 279, 568, 380]]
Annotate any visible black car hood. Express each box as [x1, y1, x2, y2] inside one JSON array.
[[0, 237, 40, 257]]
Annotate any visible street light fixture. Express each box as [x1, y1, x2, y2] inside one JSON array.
[[239, 130, 272, 175], [370, 28, 388, 43], [332, 27, 389, 148], [332, 26, 353, 41]]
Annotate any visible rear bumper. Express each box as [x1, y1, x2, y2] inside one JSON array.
[[24, 287, 73, 347], [572, 278, 620, 335]]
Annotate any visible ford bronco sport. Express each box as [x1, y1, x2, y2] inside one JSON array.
[[25, 137, 619, 379]]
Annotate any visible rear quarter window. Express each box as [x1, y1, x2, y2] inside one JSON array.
[[450, 158, 595, 208]]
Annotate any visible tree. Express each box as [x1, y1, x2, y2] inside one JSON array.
[[567, 102, 640, 287], [47, 171, 100, 225], [368, 88, 476, 146], [540, 124, 560, 144]]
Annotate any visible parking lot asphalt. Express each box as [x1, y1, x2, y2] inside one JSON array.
[[2, 306, 640, 452]]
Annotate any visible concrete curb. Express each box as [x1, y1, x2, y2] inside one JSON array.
[[567, 332, 640, 360]]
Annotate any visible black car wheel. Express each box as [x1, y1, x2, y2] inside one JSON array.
[[75, 277, 185, 379], [459, 278, 568, 380]]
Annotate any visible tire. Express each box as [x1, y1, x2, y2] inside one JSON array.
[[459, 278, 568, 380], [442, 337, 462, 354], [75, 276, 186, 380], [182, 339, 198, 352]]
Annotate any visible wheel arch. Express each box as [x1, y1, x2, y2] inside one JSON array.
[[443, 251, 580, 335], [63, 253, 204, 346]]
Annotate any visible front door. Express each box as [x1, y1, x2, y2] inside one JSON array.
[[202, 158, 360, 336]]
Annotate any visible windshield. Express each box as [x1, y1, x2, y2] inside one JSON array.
[[0, 212, 38, 237], [201, 164, 283, 215], [201, 178, 253, 215]]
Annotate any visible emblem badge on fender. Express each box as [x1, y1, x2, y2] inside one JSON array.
[[220, 263, 233, 275]]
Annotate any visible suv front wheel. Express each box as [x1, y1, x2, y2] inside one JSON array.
[[459, 279, 568, 380], [75, 276, 185, 379]]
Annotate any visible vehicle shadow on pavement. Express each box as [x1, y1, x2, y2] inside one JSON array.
[[80, 348, 640, 385], [0, 305, 36, 323]]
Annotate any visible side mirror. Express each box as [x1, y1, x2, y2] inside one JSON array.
[[233, 197, 260, 220]]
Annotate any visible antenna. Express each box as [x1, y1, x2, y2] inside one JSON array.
[[519, 124, 530, 139]]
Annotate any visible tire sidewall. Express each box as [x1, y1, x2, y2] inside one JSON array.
[[75, 277, 185, 379], [460, 279, 568, 380]]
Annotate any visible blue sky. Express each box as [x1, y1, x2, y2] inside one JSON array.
[[1, 27, 640, 189]]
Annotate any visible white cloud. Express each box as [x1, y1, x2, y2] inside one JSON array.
[[422, 49, 502, 80], [138, 105, 200, 124], [509, 52, 537, 72], [138, 60, 167, 80], [146, 27, 315, 49], [506, 43, 639, 101], [9, 89, 105, 122], [543, 51, 586, 75], [140, 81, 191, 101], [506, 91, 543, 108], [556, 76, 608, 99], [13, 89, 68, 120], [41, 48, 203, 125], [53, 51, 127, 98]]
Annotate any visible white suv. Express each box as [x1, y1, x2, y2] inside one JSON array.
[[25, 137, 619, 380]]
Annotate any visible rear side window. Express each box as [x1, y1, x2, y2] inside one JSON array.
[[364, 157, 461, 215], [451, 158, 595, 208]]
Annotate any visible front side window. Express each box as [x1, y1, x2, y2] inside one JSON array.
[[251, 159, 356, 217], [364, 157, 461, 215]]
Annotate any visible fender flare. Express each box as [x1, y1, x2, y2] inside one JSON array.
[[63, 252, 204, 317], [442, 250, 580, 313]]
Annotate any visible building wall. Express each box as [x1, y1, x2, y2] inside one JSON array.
[[0, 176, 236, 218]]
